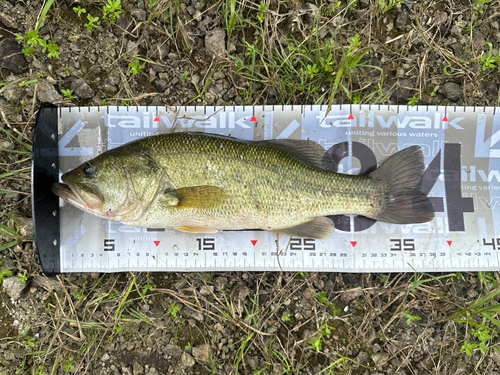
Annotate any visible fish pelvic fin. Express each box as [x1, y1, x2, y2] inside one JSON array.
[[272, 216, 334, 239], [369, 146, 434, 224], [164, 185, 228, 209]]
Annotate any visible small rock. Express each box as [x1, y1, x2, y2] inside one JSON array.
[[16, 216, 33, 238], [199, 285, 214, 296], [355, 351, 369, 364], [341, 289, 364, 303], [122, 366, 132, 375], [372, 353, 389, 367], [303, 3, 319, 25], [37, 81, 62, 104], [214, 276, 227, 291], [180, 352, 195, 368], [115, 15, 129, 35], [303, 287, 316, 305], [0, 12, 18, 29], [324, 280, 334, 293], [131, 9, 146, 22], [490, 349, 500, 365], [0, 256, 15, 271], [0, 39, 28, 74], [154, 79, 168, 93], [204, 92, 215, 105], [372, 343, 382, 353], [246, 356, 259, 370], [2, 277, 27, 299], [192, 344, 211, 364], [396, 9, 410, 30], [467, 288, 478, 299], [472, 34, 485, 49], [133, 363, 144, 375], [2, 84, 24, 102], [0, 139, 14, 151], [163, 345, 183, 359], [71, 78, 94, 100], [101, 353, 110, 362], [439, 82, 462, 101], [183, 306, 204, 322], [205, 27, 226, 58]]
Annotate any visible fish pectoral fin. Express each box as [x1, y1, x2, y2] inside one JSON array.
[[175, 226, 219, 234], [272, 217, 334, 239], [164, 185, 228, 209]]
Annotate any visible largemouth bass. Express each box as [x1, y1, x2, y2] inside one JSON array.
[[51, 132, 434, 239]]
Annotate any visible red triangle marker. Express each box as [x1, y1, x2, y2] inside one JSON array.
[[350, 241, 357, 248], [443, 116, 448, 122], [447, 240, 452, 246], [154, 240, 160, 247], [250, 116, 257, 122], [251, 240, 257, 246], [154, 116, 160, 122], [348, 114, 355, 120]]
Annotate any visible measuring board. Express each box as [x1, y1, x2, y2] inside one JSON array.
[[32, 105, 500, 274]]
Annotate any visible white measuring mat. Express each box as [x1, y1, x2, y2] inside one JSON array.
[[34, 105, 500, 273]]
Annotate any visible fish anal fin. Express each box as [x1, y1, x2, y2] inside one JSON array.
[[175, 226, 219, 234], [164, 185, 228, 209], [272, 217, 334, 239]]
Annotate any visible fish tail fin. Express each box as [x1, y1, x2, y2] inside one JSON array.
[[369, 146, 434, 224]]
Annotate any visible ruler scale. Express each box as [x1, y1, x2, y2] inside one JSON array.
[[32, 105, 500, 273]]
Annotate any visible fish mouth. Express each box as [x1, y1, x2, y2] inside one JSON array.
[[51, 182, 104, 211]]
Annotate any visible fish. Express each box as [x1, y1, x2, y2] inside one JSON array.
[[51, 132, 434, 239]]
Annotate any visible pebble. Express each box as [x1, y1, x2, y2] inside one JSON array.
[[133, 363, 144, 375], [101, 353, 110, 362], [36, 81, 62, 104], [0, 256, 15, 270], [71, 78, 94, 100], [439, 82, 462, 101], [192, 344, 211, 364], [205, 27, 226, 58], [199, 285, 214, 296], [180, 352, 195, 368], [0, 39, 28, 74], [2, 276, 27, 299]]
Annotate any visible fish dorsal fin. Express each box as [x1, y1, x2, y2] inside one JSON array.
[[272, 216, 334, 239], [257, 139, 336, 171], [163, 185, 228, 209]]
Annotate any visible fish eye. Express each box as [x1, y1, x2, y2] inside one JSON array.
[[83, 162, 96, 178]]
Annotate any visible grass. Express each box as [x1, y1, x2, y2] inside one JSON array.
[[2, 1, 500, 374]]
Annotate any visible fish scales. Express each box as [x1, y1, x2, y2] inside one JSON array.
[[136, 133, 378, 229]]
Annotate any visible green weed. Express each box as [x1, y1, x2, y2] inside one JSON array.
[[84, 14, 99, 33], [129, 58, 145, 75], [102, 0, 122, 25], [0, 263, 13, 283], [408, 93, 419, 106], [308, 323, 335, 352], [73, 6, 86, 17], [377, 0, 404, 12], [281, 313, 291, 322], [401, 310, 421, 325], [168, 303, 180, 318], [480, 42, 499, 71], [472, 0, 494, 16], [61, 89, 74, 100], [17, 272, 28, 283]]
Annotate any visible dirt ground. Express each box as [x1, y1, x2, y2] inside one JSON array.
[[1, 0, 500, 374]]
